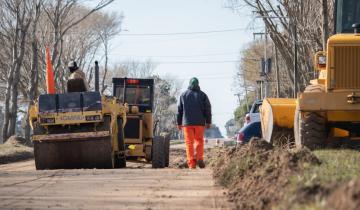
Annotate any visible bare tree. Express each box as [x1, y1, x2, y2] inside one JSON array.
[[0, 0, 118, 142], [41, 0, 114, 92], [1, 0, 33, 142], [322, 0, 330, 50], [229, 0, 334, 95], [94, 12, 123, 93]]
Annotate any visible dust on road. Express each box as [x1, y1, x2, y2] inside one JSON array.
[[0, 143, 231, 210]]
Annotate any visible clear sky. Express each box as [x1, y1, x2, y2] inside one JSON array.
[[103, 0, 259, 136]]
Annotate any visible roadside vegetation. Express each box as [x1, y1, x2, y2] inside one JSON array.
[[211, 139, 360, 210]]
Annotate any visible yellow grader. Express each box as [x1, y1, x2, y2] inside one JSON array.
[[29, 63, 169, 169], [261, 0, 360, 149]]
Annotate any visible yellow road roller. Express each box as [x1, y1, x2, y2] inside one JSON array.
[[261, 0, 360, 149], [29, 92, 127, 169]]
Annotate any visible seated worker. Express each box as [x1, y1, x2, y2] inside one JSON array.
[[67, 60, 89, 92]]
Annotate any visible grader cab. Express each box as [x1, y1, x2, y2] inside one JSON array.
[[261, 0, 360, 149]]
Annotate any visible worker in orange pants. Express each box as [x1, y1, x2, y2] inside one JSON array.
[[183, 126, 205, 169], [177, 78, 212, 169]]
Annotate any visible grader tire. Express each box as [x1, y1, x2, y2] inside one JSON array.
[[114, 117, 126, 168], [295, 84, 327, 150], [114, 155, 126, 168], [295, 107, 326, 150], [152, 136, 166, 168]]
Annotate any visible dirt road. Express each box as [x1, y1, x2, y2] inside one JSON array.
[[0, 144, 231, 210]]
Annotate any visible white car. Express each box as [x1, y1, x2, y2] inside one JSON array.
[[243, 100, 262, 126]]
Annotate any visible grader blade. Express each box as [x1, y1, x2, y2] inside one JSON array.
[[33, 136, 113, 170], [260, 98, 296, 147]]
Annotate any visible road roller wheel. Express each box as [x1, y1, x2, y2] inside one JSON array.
[[295, 107, 326, 150], [152, 136, 166, 168], [34, 136, 113, 170], [34, 116, 113, 170]]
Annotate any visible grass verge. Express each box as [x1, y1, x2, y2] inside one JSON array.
[[211, 139, 360, 210]]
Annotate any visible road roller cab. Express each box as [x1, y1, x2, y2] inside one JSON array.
[[29, 91, 127, 170]]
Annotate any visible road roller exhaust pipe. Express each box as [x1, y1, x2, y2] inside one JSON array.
[[95, 61, 99, 92]]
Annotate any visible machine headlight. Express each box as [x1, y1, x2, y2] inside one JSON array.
[[85, 115, 101, 121], [40, 118, 55, 124], [318, 55, 326, 65]]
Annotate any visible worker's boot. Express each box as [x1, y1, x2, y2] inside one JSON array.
[[188, 159, 196, 169], [197, 160, 205, 169]]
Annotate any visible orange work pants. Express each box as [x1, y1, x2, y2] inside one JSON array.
[[183, 126, 205, 168]]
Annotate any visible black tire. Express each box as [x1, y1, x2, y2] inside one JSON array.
[[152, 136, 166, 168], [294, 84, 327, 150], [114, 155, 126, 168], [114, 117, 126, 168], [164, 136, 170, 167], [295, 106, 326, 150], [145, 145, 152, 162]]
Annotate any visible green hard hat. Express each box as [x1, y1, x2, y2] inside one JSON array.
[[189, 77, 199, 86]]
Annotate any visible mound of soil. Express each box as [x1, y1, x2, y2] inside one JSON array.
[[5, 136, 28, 146], [0, 136, 33, 164], [169, 148, 215, 169], [212, 138, 321, 210], [325, 179, 360, 210], [169, 148, 188, 168]]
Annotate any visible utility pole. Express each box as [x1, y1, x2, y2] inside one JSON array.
[[293, 23, 298, 98], [243, 79, 249, 112], [264, 27, 269, 98], [274, 45, 280, 98], [253, 32, 268, 99], [255, 15, 291, 98], [234, 93, 242, 108], [322, 0, 329, 51]]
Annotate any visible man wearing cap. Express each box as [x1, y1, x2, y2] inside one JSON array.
[[68, 60, 89, 91], [177, 78, 212, 169]]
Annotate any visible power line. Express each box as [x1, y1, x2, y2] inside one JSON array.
[[114, 60, 240, 65], [158, 60, 240, 64], [109, 52, 240, 58], [113, 58, 261, 65], [119, 27, 253, 36]]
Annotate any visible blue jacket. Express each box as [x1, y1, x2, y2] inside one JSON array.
[[177, 87, 212, 126]]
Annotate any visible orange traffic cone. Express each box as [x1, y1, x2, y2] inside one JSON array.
[[45, 47, 56, 94]]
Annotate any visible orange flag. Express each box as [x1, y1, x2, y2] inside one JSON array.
[[45, 47, 56, 94]]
